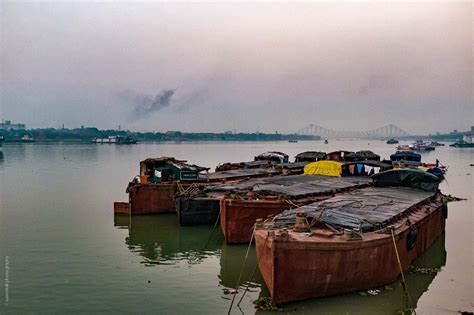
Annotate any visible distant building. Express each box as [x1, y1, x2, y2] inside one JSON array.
[[0, 120, 26, 131]]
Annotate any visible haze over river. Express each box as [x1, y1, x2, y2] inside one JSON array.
[[0, 140, 472, 314]]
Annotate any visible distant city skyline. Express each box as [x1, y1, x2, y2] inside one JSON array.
[[1, 117, 471, 137], [1, 2, 472, 134]]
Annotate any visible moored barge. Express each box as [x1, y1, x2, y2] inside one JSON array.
[[120, 157, 282, 215], [176, 162, 309, 226], [220, 173, 372, 244], [125, 157, 209, 215], [254, 169, 445, 305], [219, 160, 392, 244]]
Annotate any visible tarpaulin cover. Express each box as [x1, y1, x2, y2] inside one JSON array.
[[205, 174, 371, 198], [202, 167, 279, 180], [295, 151, 327, 162], [345, 150, 380, 162], [304, 161, 343, 177], [372, 169, 439, 192], [273, 187, 436, 232]]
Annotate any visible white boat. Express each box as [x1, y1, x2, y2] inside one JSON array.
[[21, 134, 36, 142], [92, 135, 137, 144]]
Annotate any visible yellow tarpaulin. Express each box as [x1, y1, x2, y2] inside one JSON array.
[[304, 160, 343, 177]]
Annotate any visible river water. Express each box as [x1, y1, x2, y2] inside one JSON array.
[[0, 140, 472, 314]]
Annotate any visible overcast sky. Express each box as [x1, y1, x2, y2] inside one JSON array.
[[1, 1, 472, 134]]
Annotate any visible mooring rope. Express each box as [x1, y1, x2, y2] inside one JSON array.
[[390, 228, 414, 313], [202, 211, 221, 251], [236, 230, 270, 307], [228, 225, 256, 314]]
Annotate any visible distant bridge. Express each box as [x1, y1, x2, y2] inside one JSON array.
[[296, 124, 411, 139]]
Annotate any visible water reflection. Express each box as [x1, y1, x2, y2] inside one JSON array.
[[114, 213, 447, 313], [115, 214, 221, 265], [3, 143, 27, 163], [113, 215, 130, 229], [219, 244, 266, 293]]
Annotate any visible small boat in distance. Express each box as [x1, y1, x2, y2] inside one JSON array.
[[92, 135, 137, 144], [288, 139, 298, 143], [21, 134, 36, 142], [386, 138, 399, 144], [410, 140, 435, 151], [450, 133, 474, 148], [396, 144, 411, 150]]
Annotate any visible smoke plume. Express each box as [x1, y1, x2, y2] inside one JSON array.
[[129, 89, 176, 118]]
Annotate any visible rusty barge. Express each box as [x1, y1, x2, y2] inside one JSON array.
[[123, 157, 287, 215], [254, 169, 445, 305], [117, 154, 307, 216], [219, 159, 392, 244], [174, 151, 326, 226], [219, 174, 373, 244], [175, 162, 310, 226], [176, 160, 391, 237]]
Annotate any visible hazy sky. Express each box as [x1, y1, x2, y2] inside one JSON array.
[[1, 1, 472, 134]]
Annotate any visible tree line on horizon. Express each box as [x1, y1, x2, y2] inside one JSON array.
[[0, 127, 320, 142]]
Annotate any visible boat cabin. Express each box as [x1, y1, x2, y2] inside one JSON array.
[[344, 150, 381, 162], [254, 151, 289, 163], [139, 157, 209, 184], [390, 151, 422, 166], [294, 151, 326, 163]]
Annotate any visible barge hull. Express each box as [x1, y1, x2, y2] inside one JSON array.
[[177, 197, 221, 226], [220, 198, 330, 244], [129, 183, 178, 214], [255, 200, 446, 305], [220, 199, 290, 244]]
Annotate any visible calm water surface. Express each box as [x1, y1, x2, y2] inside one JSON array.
[[0, 140, 472, 314]]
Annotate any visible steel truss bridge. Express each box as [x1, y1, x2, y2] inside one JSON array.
[[296, 123, 410, 139]]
